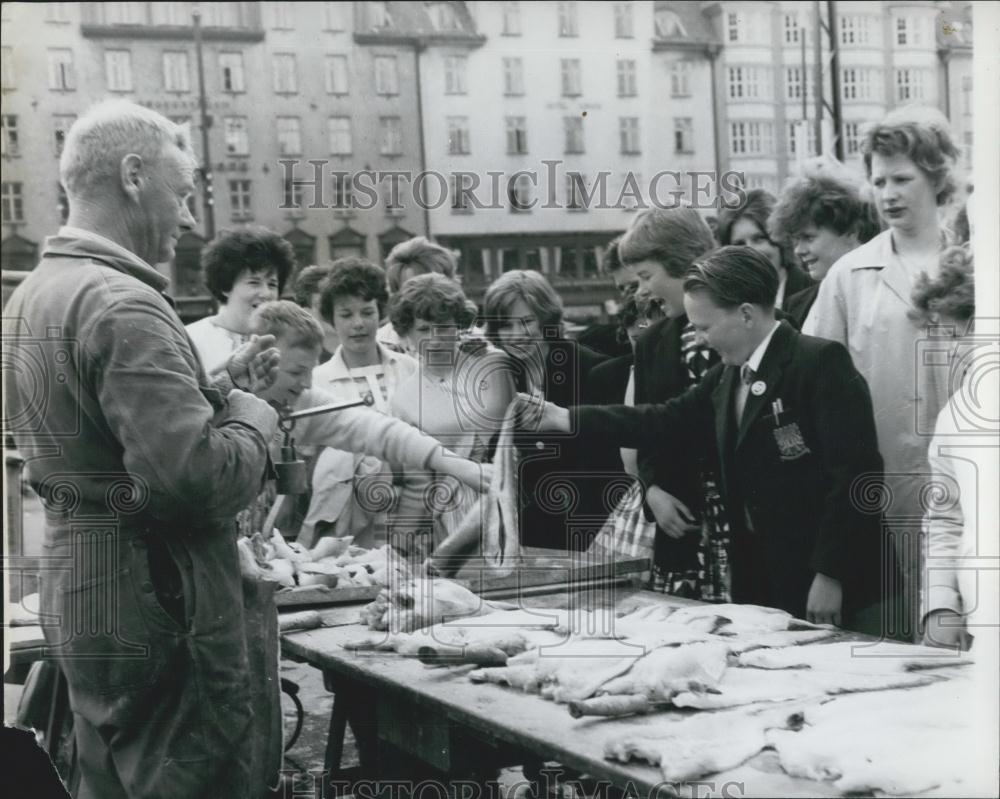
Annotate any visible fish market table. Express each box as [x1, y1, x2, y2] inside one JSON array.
[[281, 587, 861, 798]]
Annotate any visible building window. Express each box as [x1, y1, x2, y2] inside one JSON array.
[[324, 55, 349, 95], [561, 59, 582, 97], [502, 57, 524, 95], [619, 117, 640, 155], [728, 66, 770, 101], [451, 174, 472, 212], [505, 116, 528, 155], [674, 117, 693, 153], [151, 3, 190, 25], [331, 174, 353, 209], [324, 2, 346, 31], [557, 1, 578, 37], [895, 17, 908, 46], [374, 56, 398, 95], [447, 116, 470, 155], [223, 116, 249, 156], [229, 179, 252, 220], [162, 51, 190, 93], [328, 116, 352, 155], [444, 55, 467, 95], [1, 47, 13, 89], [53, 114, 75, 156], [842, 68, 858, 101], [784, 13, 800, 44], [366, 1, 390, 29], [105, 50, 132, 92], [276, 117, 301, 156], [616, 59, 637, 97], [564, 116, 584, 154], [282, 177, 303, 209], [219, 52, 245, 92], [379, 116, 402, 156], [787, 121, 814, 156], [895, 68, 925, 102], [844, 122, 862, 155], [729, 121, 773, 156], [46, 3, 72, 22], [271, 3, 293, 29], [1, 114, 18, 156], [103, 2, 145, 25], [785, 67, 804, 101], [670, 61, 690, 97], [727, 12, 741, 42], [565, 173, 585, 210], [654, 8, 687, 37], [614, 3, 633, 38], [502, 1, 520, 35], [272, 54, 298, 93], [2, 182, 24, 222], [48, 49, 76, 91], [508, 175, 532, 213], [430, 2, 458, 31]]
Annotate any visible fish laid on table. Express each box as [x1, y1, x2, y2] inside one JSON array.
[[469, 635, 659, 702], [345, 608, 575, 665], [568, 642, 730, 718], [664, 603, 806, 635], [767, 678, 981, 796], [737, 639, 973, 674], [671, 664, 942, 710], [360, 577, 488, 632], [604, 702, 805, 783]]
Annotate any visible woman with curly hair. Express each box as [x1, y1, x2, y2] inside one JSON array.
[[185, 226, 295, 374], [804, 106, 963, 638], [387, 273, 514, 560], [379, 236, 459, 353], [301, 258, 419, 547], [717, 188, 814, 310], [769, 160, 882, 325]]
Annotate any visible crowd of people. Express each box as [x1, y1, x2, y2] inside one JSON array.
[[4, 96, 985, 798]]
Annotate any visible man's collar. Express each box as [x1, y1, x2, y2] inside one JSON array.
[[744, 319, 781, 372], [50, 226, 169, 292]]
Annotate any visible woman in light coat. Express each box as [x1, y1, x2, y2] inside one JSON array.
[[803, 106, 962, 639]]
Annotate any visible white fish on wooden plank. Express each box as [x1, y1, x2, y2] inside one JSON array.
[[737, 639, 973, 674], [568, 642, 730, 718], [604, 703, 804, 783], [469, 636, 654, 702], [719, 628, 838, 654], [672, 665, 942, 710], [767, 678, 980, 795], [666, 603, 801, 634]]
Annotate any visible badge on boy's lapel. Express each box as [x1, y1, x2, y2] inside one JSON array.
[[774, 422, 811, 461]]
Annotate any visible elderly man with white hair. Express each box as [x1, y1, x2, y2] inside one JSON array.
[[4, 100, 280, 797]]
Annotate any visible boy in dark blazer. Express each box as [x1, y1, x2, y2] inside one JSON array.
[[521, 246, 896, 630]]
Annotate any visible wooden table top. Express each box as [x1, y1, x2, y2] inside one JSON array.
[[281, 589, 861, 797]]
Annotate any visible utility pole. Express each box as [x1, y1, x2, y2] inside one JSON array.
[[193, 7, 215, 239], [813, 0, 824, 154], [826, 0, 844, 161]]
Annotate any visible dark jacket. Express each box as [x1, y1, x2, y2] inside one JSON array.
[[785, 283, 821, 329], [783, 262, 816, 305], [586, 353, 634, 406], [513, 338, 613, 550], [574, 322, 894, 620], [576, 321, 632, 359]]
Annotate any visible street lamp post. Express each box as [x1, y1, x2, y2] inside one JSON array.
[[192, 7, 215, 240]]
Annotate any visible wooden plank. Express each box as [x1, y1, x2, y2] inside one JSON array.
[[281, 589, 972, 797]]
